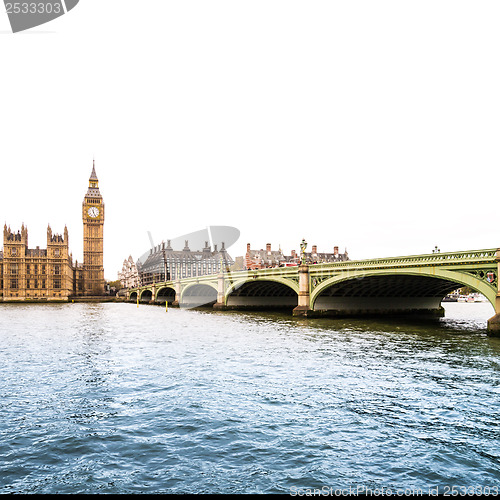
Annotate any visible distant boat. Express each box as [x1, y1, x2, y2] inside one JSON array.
[[472, 293, 488, 303], [443, 292, 459, 302], [454, 293, 488, 303]]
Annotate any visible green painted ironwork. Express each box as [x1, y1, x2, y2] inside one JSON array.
[[128, 248, 499, 309]]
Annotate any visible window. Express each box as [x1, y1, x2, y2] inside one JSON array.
[[42, 280, 46, 289], [54, 265, 61, 275], [10, 279, 18, 289], [10, 264, 18, 275], [54, 280, 61, 290], [42, 265, 46, 274]]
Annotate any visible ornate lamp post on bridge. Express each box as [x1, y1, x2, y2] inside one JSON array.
[[300, 238, 307, 264], [293, 238, 312, 316]]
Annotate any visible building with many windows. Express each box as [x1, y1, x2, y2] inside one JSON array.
[[245, 243, 349, 269], [136, 240, 234, 287], [305, 245, 349, 264], [0, 224, 74, 301], [245, 243, 286, 270]]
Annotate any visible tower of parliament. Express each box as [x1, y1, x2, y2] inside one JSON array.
[[0, 164, 105, 301]]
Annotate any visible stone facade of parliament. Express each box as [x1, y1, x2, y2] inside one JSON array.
[[0, 165, 105, 302]]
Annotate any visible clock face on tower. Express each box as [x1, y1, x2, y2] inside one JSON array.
[[88, 206, 100, 218]]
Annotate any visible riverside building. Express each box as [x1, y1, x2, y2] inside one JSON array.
[[117, 256, 140, 289], [245, 243, 349, 270], [135, 240, 235, 287], [0, 163, 105, 301]]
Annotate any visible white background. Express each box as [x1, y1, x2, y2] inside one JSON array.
[[1, 1, 499, 280]]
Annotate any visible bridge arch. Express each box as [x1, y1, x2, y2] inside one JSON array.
[[225, 278, 299, 309], [310, 268, 496, 314], [140, 289, 153, 303], [180, 283, 218, 308], [155, 286, 176, 303], [129, 291, 138, 302]]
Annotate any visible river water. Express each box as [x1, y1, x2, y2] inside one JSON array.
[[1, 302, 499, 494]]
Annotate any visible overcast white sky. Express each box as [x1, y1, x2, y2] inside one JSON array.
[[1, 1, 499, 280]]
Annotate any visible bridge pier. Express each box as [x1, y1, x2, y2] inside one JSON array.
[[487, 300, 500, 336], [487, 249, 500, 337], [214, 272, 227, 311], [293, 264, 312, 316], [171, 279, 181, 308]]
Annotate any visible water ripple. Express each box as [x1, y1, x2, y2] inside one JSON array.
[[0, 303, 499, 493]]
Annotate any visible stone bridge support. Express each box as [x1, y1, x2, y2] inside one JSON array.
[[292, 264, 311, 316], [487, 249, 500, 336], [171, 279, 181, 307], [213, 272, 227, 310]]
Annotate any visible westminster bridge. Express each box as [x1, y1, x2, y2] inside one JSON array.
[[128, 248, 500, 335]]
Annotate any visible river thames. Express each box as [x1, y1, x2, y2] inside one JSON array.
[[1, 302, 499, 494]]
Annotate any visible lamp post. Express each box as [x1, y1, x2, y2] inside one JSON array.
[[300, 238, 307, 265], [293, 238, 311, 316]]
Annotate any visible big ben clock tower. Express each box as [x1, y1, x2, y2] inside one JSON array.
[[82, 161, 105, 295]]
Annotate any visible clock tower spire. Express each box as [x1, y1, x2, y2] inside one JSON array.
[[82, 161, 105, 295]]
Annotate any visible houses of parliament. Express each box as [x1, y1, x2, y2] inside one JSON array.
[[0, 164, 105, 301]]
